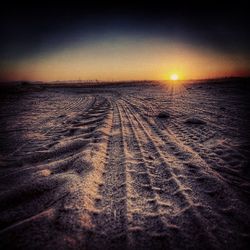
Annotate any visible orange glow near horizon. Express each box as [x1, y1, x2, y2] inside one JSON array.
[[1, 36, 250, 82]]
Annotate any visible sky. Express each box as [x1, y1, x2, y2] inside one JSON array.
[[0, 1, 250, 81]]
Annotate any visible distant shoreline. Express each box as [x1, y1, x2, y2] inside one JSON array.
[[1, 76, 250, 88]]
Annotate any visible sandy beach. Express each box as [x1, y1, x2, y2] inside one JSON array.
[[0, 79, 249, 249]]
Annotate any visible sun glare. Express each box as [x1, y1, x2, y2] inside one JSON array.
[[170, 73, 179, 81]]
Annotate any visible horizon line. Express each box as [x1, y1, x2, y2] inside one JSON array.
[[1, 76, 250, 84]]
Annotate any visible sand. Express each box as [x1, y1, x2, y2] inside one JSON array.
[[0, 79, 250, 249]]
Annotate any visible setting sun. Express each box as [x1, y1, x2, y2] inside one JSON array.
[[170, 73, 179, 81]]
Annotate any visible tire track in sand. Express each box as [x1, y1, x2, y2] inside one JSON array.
[[121, 99, 219, 249], [92, 100, 128, 249], [119, 103, 169, 249]]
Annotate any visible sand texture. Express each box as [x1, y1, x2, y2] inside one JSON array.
[[0, 80, 250, 249]]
